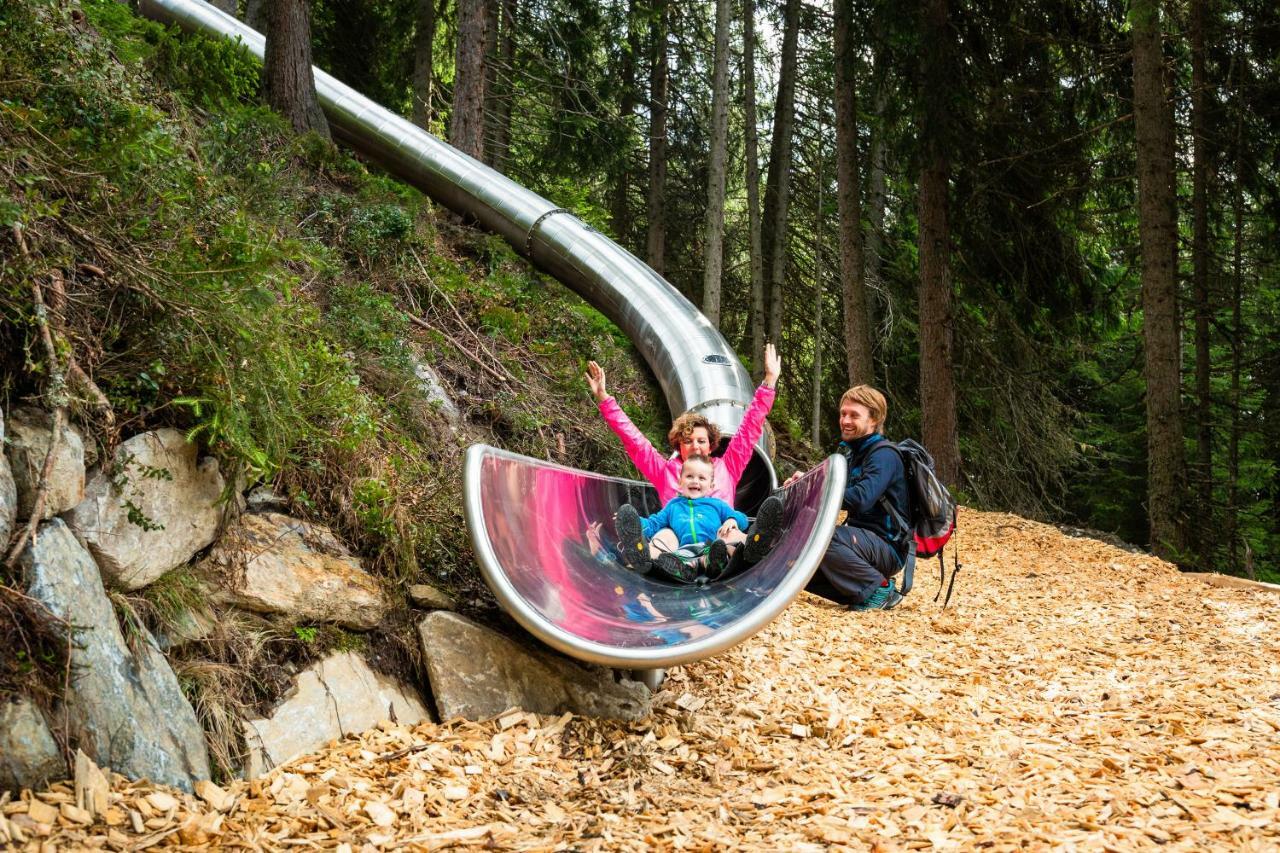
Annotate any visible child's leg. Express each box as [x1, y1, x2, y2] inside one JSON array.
[[720, 527, 746, 551], [648, 528, 679, 558]]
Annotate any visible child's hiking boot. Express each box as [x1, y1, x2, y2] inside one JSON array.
[[704, 539, 731, 581], [652, 553, 703, 585], [741, 495, 784, 565], [851, 579, 903, 611], [614, 505, 649, 571]]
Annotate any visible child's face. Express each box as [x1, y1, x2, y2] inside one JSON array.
[[679, 460, 714, 497]]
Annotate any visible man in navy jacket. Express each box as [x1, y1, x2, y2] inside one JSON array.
[[786, 385, 909, 610]]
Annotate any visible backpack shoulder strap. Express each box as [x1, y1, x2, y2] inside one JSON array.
[[867, 441, 912, 539], [865, 439, 904, 467]]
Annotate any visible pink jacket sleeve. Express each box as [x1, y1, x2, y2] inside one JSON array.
[[719, 384, 776, 488], [598, 396, 675, 495]]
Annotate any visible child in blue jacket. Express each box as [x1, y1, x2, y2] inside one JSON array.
[[613, 455, 782, 583]]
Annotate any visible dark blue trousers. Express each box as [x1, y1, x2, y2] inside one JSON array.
[[807, 525, 903, 606]]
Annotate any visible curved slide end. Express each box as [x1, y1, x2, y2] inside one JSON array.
[[463, 445, 847, 669]]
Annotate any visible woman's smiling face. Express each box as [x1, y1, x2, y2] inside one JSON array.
[[678, 427, 713, 460]]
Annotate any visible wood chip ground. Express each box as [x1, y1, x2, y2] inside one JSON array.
[[5, 507, 1279, 850]]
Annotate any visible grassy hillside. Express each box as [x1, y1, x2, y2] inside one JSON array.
[[1, 0, 739, 774]]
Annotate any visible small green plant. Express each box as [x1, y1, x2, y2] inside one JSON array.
[[327, 281, 412, 368], [480, 305, 530, 344], [122, 499, 165, 532], [320, 626, 367, 653], [151, 25, 261, 110], [292, 626, 318, 643], [138, 463, 174, 481], [353, 477, 397, 541], [346, 204, 413, 259]]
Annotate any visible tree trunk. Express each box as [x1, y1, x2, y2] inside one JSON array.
[[450, 0, 489, 160], [411, 0, 438, 129], [762, 0, 800, 346], [744, 0, 765, 379], [1132, 0, 1185, 561], [701, 0, 732, 327], [917, 0, 958, 487], [209, 0, 236, 14], [835, 0, 871, 387], [262, 0, 330, 139], [610, 0, 641, 243], [864, 80, 888, 367], [811, 136, 825, 449], [489, 0, 518, 170], [646, 0, 669, 276], [1227, 173, 1242, 574], [244, 0, 267, 27], [1190, 0, 1213, 567], [481, 0, 500, 166], [1226, 63, 1244, 574], [246, 0, 267, 28]]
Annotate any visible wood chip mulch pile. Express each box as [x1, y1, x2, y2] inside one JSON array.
[[5, 507, 1279, 851]]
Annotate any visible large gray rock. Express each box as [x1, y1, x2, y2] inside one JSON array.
[[0, 409, 16, 547], [66, 428, 226, 591], [200, 513, 387, 629], [22, 520, 211, 792], [418, 612, 650, 722], [0, 697, 65, 793], [242, 652, 429, 779], [5, 406, 85, 520]]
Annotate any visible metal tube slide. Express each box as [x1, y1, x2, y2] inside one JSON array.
[[464, 446, 845, 668], [139, 0, 849, 668], [138, 0, 775, 509]]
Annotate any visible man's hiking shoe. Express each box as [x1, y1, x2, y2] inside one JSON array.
[[614, 505, 649, 571], [852, 580, 903, 611], [741, 495, 784, 565], [652, 553, 704, 585], [704, 539, 731, 581]]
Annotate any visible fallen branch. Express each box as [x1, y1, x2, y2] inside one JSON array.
[[405, 312, 508, 384], [5, 226, 71, 570], [408, 248, 518, 383], [67, 359, 115, 429]]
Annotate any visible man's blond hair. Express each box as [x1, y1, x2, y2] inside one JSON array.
[[839, 385, 887, 429]]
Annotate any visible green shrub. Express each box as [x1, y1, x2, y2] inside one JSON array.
[[327, 281, 412, 368]]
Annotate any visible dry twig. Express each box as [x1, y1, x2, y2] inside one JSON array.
[[4, 226, 69, 570], [408, 248, 517, 383]]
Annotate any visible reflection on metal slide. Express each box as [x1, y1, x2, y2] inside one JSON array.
[[465, 446, 846, 668], [140, 0, 847, 668]]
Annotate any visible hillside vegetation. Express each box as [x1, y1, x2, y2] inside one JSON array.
[[0, 0, 730, 771]]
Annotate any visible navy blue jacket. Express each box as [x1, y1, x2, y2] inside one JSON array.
[[838, 433, 910, 557]]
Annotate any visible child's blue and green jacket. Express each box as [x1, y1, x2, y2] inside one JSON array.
[[640, 496, 750, 547]]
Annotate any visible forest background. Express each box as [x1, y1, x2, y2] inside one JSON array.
[[11, 0, 1280, 583], [262, 0, 1278, 578]]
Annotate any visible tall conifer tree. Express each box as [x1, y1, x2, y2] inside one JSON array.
[[918, 0, 958, 486], [263, 0, 329, 140], [701, 0, 732, 326], [1132, 0, 1185, 560]]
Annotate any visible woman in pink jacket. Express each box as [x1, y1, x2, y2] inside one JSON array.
[[584, 344, 781, 507]]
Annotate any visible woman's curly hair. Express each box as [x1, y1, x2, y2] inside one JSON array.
[[667, 412, 721, 452]]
